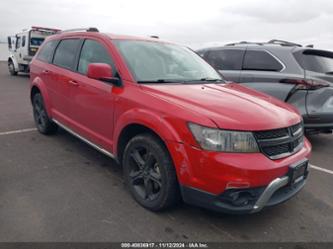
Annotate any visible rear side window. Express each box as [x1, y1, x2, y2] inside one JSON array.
[[78, 40, 115, 75], [295, 50, 333, 74], [243, 50, 283, 71], [205, 49, 244, 70], [36, 40, 58, 63], [22, 36, 26, 47], [16, 37, 21, 49], [53, 39, 81, 70]]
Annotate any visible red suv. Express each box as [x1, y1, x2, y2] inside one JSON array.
[[30, 28, 311, 214]]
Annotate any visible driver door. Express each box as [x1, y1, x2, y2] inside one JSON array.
[[70, 39, 117, 151]]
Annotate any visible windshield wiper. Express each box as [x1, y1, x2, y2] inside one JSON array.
[[325, 71, 333, 75], [182, 78, 224, 83], [137, 79, 184, 83], [137, 78, 224, 84], [200, 78, 224, 82]]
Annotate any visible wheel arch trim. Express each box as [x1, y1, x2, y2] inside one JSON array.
[[31, 78, 53, 118], [8, 56, 19, 72], [113, 108, 183, 159]]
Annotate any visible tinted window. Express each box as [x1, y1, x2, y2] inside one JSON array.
[[53, 39, 80, 70], [301, 55, 333, 74], [78, 40, 115, 75], [7, 37, 12, 49], [243, 50, 283, 71], [37, 40, 58, 63], [295, 50, 333, 74], [205, 49, 244, 70], [16, 37, 21, 49], [22, 36, 26, 47]]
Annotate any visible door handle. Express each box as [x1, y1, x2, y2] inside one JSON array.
[[42, 70, 49, 74], [68, 80, 79, 86]]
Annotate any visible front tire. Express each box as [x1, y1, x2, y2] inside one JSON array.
[[8, 60, 17, 76], [32, 93, 58, 135], [123, 134, 180, 211]]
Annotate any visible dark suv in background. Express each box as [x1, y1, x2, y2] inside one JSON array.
[[197, 40, 333, 134]]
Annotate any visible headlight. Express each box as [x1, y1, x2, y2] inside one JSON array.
[[188, 123, 259, 152]]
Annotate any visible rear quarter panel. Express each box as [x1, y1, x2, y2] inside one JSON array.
[[30, 59, 54, 117]]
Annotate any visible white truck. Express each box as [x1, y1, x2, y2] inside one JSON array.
[[7, 26, 60, 75]]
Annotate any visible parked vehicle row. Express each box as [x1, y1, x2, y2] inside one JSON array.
[[197, 40, 333, 134], [29, 28, 311, 214]]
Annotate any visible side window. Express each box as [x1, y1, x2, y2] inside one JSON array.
[[196, 50, 206, 58], [243, 50, 283, 71], [16, 36, 21, 49], [53, 39, 81, 70], [36, 40, 58, 63], [22, 36, 26, 47], [78, 40, 115, 75], [206, 49, 244, 70], [7, 37, 12, 49]]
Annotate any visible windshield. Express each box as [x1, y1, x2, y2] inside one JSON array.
[[113, 40, 222, 83], [30, 37, 45, 46]]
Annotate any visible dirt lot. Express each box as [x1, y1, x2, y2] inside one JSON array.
[[0, 62, 332, 242]]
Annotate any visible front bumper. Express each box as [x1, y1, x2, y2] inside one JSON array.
[[23, 55, 33, 62], [166, 136, 311, 214], [181, 175, 306, 214]]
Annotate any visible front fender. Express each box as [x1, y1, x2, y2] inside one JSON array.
[[8, 55, 19, 72], [113, 108, 183, 154], [31, 77, 53, 118]]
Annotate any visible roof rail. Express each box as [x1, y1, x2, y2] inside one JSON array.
[[225, 41, 264, 46], [267, 39, 302, 47], [61, 27, 99, 33], [225, 39, 306, 48], [31, 26, 61, 33]]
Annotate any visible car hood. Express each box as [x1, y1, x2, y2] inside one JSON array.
[[142, 83, 301, 131]]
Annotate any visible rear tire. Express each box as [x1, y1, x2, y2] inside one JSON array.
[[8, 60, 17, 76], [32, 93, 58, 135], [123, 133, 180, 211]]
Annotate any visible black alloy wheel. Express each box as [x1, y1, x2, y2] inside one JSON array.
[[123, 134, 180, 211], [33, 93, 58, 134]]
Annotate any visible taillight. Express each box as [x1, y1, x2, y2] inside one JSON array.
[[280, 78, 329, 90]]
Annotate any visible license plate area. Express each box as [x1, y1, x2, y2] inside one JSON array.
[[288, 159, 309, 185]]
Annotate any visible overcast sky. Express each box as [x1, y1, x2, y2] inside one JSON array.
[[0, 0, 332, 50]]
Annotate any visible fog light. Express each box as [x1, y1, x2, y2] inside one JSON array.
[[229, 192, 252, 206], [220, 188, 264, 207]]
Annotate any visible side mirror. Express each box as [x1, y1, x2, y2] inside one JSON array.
[[87, 63, 121, 86]]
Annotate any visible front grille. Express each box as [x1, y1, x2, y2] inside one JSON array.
[[29, 48, 38, 56], [254, 123, 304, 160], [255, 128, 288, 140]]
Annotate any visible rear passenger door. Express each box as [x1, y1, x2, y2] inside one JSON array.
[[70, 38, 117, 151], [204, 49, 244, 82], [239, 49, 295, 100], [48, 38, 82, 125]]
